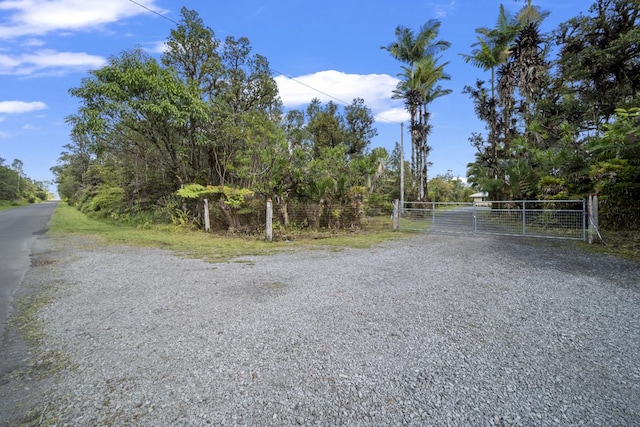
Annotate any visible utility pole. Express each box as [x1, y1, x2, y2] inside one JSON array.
[[400, 122, 404, 208]]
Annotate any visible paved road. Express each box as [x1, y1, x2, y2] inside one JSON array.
[[0, 201, 58, 340]]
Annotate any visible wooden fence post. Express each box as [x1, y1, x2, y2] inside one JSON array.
[[266, 199, 273, 242], [588, 194, 599, 244], [393, 199, 400, 231], [203, 198, 210, 232]]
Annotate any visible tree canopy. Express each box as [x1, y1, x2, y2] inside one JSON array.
[[462, 0, 639, 229], [52, 2, 640, 232]]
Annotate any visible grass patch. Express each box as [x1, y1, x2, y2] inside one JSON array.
[[12, 291, 51, 347], [0, 200, 28, 211], [9, 287, 71, 381], [49, 203, 409, 262], [581, 229, 640, 263]]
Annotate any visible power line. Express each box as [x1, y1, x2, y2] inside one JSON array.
[[126, 0, 400, 124], [269, 68, 351, 106], [265, 66, 399, 123], [128, 0, 177, 24], [267, 68, 400, 123]]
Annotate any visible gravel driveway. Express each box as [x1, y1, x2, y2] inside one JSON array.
[[1, 233, 639, 426]]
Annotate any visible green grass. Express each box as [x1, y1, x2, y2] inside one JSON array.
[[49, 203, 409, 262], [581, 229, 640, 263], [0, 200, 28, 211], [8, 284, 73, 381], [5, 285, 67, 426], [398, 217, 433, 232]]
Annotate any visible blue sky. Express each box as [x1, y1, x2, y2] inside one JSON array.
[[0, 0, 589, 195]]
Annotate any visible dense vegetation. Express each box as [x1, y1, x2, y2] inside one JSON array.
[[52, 0, 639, 234], [0, 157, 50, 207], [463, 0, 639, 230], [53, 8, 399, 232]]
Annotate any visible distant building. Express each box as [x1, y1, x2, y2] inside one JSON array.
[[469, 191, 488, 204]]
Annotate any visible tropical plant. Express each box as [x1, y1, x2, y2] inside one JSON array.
[[383, 20, 451, 200]]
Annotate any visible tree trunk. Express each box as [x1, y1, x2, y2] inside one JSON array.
[[218, 198, 239, 231], [278, 198, 290, 228]]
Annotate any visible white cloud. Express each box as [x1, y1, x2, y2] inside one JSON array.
[[275, 70, 409, 123], [23, 38, 45, 46], [0, 100, 47, 114], [146, 41, 168, 54], [430, 0, 456, 18], [375, 107, 410, 124], [0, 0, 166, 38], [0, 49, 106, 75]]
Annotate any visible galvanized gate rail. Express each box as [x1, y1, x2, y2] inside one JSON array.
[[394, 200, 586, 241]]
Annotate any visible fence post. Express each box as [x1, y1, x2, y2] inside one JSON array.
[[203, 198, 210, 232], [472, 200, 477, 234], [583, 198, 587, 242], [588, 194, 599, 244], [522, 201, 526, 236], [431, 200, 435, 227], [266, 199, 273, 242], [393, 199, 400, 231]]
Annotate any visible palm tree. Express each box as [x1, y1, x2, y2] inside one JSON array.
[[382, 20, 450, 66], [461, 5, 519, 167], [382, 20, 451, 200], [461, 6, 518, 100], [515, 0, 550, 26], [506, 2, 549, 172]]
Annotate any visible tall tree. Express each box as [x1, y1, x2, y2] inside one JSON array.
[[67, 49, 208, 197], [208, 36, 281, 186], [161, 7, 222, 181], [464, 2, 549, 200], [344, 98, 378, 156], [383, 20, 451, 200], [11, 159, 23, 194], [461, 5, 519, 167], [555, 0, 640, 133]]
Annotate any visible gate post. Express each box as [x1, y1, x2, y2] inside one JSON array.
[[472, 200, 477, 234], [522, 201, 527, 236], [393, 199, 400, 231], [588, 194, 599, 244]]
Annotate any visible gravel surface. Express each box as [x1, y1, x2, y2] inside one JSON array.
[[1, 233, 639, 426]]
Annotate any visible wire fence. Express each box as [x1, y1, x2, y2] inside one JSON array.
[[200, 196, 590, 241], [200, 196, 394, 237], [397, 200, 586, 240]]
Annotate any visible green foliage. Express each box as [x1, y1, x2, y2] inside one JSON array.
[[428, 171, 473, 202], [383, 20, 451, 200], [177, 184, 254, 207], [588, 108, 640, 229], [463, 0, 640, 235], [0, 158, 51, 204], [82, 186, 125, 218], [176, 183, 209, 199], [555, 0, 640, 127], [537, 176, 568, 199], [49, 6, 393, 235]]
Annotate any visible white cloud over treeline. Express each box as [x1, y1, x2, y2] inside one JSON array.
[[275, 70, 409, 123], [0, 0, 165, 38], [0, 1, 163, 76]]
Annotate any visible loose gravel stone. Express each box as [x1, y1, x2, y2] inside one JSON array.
[[1, 233, 639, 426]]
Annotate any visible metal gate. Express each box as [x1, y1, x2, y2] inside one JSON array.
[[396, 200, 586, 240]]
